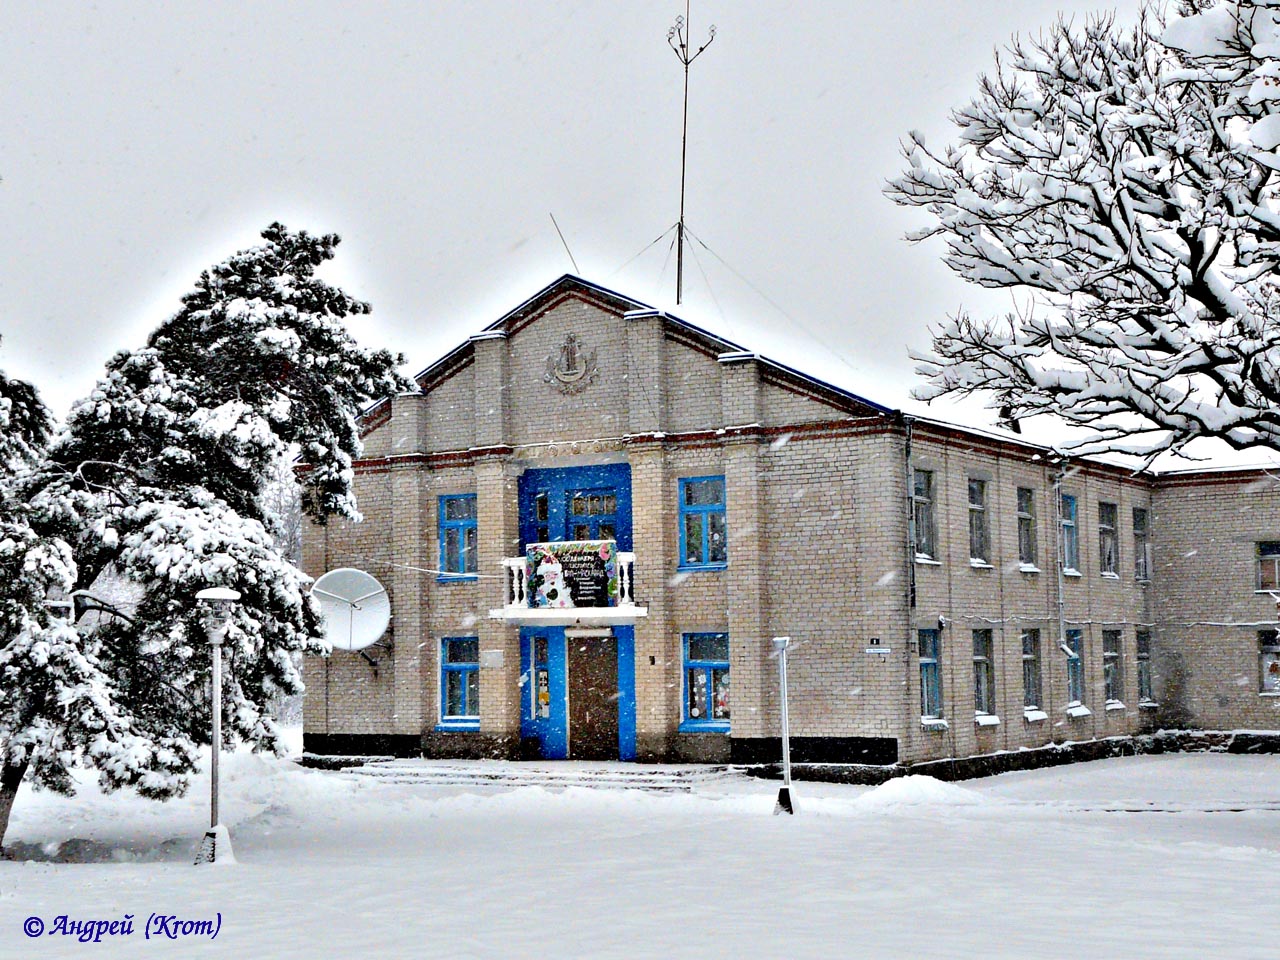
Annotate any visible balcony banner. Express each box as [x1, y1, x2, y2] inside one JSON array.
[[527, 541, 618, 608]]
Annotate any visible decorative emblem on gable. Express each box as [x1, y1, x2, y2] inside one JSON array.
[[543, 333, 598, 395]]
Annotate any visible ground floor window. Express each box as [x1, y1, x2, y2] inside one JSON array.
[[1137, 630, 1154, 703], [441, 637, 480, 726], [973, 629, 995, 716], [683, 633, 729, 730], [1102, 629, 1124, 703], [1261, 631, 1280, 694], [1022, 628, 1042, 709], [1064, 629, 1085, 704], [920, 628, 943, 719]]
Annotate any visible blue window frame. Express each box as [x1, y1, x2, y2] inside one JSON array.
[[681, 633, 729, 731], [919, 628, 943, 718], [440, 637, 480, 727], [439, 494, 477, 579], [1064, 628, 1085, 704], [679, 476, 727, 569]]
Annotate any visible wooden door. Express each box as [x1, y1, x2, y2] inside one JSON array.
[[567, 636, 619, 760]]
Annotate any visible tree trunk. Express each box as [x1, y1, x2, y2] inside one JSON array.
[[0, 759, 29, 857]]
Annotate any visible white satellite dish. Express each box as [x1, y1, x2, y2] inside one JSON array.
[[310, 568, 390, 651]]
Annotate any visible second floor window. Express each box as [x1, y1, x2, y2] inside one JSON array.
[[968, 479, 989, 563], [1060, 494, 1079, 572], [679, 477, 727, 568], [1133, 507, 1150, 581], [1017, 487, 1037, 567], [973, 629, 995, 715], [1099, 502, 1118, 576], [439, 495, 478, 577], [913, 469, 937, 560], [1258, 542, 1280, 592]]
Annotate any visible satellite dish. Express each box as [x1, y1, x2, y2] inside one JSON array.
[[310, 568, 390, 651]]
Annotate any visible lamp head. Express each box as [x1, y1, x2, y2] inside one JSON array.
[[196, 587, 241, 646]]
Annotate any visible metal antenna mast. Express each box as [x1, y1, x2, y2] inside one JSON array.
[[668, 2, 716, 305]]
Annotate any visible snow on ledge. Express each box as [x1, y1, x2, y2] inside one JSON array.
[[915, 555, 942, 566], [1023, 709, 1049, 723], [1018, 564, 1041, 574], [969, 559, 994, 570], [1065, 703, 1092, 719], [920, 717, 949, 731], [1105, 699, 1126, 712], [974, 713, 1001, 727]]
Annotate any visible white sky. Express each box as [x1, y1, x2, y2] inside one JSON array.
[[9, 0, 1213, 457]]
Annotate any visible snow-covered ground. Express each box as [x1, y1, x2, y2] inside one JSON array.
[[1, 739, 1273, 959]]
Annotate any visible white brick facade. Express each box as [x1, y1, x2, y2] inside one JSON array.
[[301, 276, 1280, 765]]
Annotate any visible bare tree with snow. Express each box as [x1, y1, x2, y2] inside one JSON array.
[[886, 1, 1280, 460]]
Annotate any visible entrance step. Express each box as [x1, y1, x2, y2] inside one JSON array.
[[337, 759, 733, 792]]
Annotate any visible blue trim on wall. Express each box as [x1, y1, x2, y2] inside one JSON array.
[[520, 627, 568, 759], [615, 625, 637, 760]]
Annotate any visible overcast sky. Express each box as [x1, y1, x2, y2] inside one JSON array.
[[7, 0, 1171, 448]]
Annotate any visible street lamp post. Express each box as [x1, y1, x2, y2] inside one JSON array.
[[772, 636, 795, 815], [194, 587, 240, 866]]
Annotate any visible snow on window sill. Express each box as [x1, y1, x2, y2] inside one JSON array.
[[969, 559, 994, 569], [435, 720, 481, 732], [679, 720, 730, 734], [1062, 568, 1083, 578], [1139, 699, 1159, 710], [1100, 572, 1119, 580], [1018, 564, 1041, 574], [1260, 691, 1280, 698], [915, 555, 942, 566], [1105, 699, 1126, 712], [1064, 703, 1092, 718], [1136, 578, 1151, 586], [920, 717, 948, 730], [974, 712, 1001, 727], [436, 574, 479, 584], [1023, 709, 1048, 723]]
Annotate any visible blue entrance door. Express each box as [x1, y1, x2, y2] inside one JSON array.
[[517, 464, 636, 760]]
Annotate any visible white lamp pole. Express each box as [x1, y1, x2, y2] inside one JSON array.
[[195, 587, 240, 865], [772, 636, 795, 815]]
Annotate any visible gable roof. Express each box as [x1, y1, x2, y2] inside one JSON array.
[[407, 274, 891, 417]]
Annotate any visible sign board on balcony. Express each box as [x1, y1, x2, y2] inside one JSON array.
[[526, 541, 618, 608]]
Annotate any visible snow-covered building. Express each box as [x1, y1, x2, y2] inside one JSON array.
[[301, 276, 1280, 766]]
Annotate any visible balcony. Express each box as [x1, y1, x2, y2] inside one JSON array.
[[488, 541, 648, 626]]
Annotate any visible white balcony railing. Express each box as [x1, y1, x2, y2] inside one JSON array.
[[489, 547, 647, 626]]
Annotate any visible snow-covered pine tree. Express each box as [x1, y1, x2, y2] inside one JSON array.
[[1, 224, 410, 852], [886, 1, 1280, 461]]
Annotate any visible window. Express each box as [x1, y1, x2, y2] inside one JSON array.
[[1064, 628, 1085, 704], [439, 494, 478, 577], [1017, 488, 1037, 567], [1060, 493, 1079, 572], [1103, 629, 1124, 703], [679, 477, 727, 568], [1258, 542, 1280, 591], [1136, 630, 1154, 703], [683, 633, 729, 729], [440, 637, 480, 725], [919, 628, 943, 718], [1133, 507, 1151, 581], [1098, 502, 1118, 576], [913, 469, 937, 560], [1261, 631, 1280, 694], [968, 479, 989, 563], [973, 629, 995, 715], [1022, 629, 1042, 709]]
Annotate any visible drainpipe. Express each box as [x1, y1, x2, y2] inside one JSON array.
[[1053, 461, 1067, 742], [903, 415, 916, 764]]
